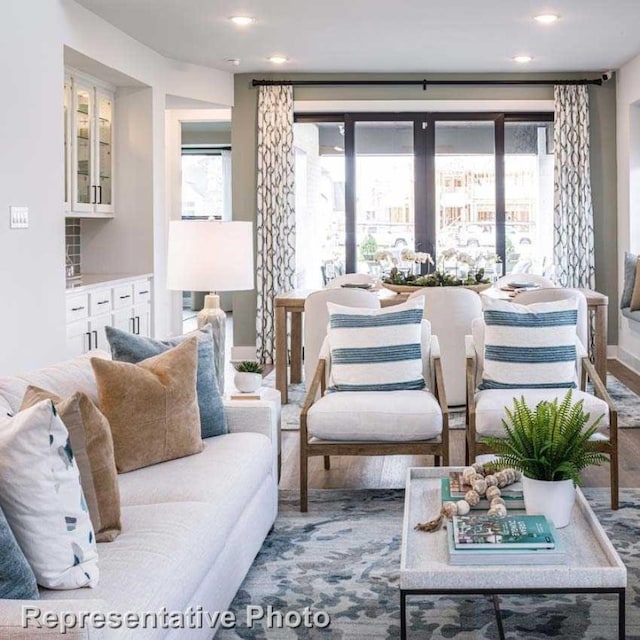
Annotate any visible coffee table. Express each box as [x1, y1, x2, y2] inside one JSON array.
[[400, 467, 627, 639]]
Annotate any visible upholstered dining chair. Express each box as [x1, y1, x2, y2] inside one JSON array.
[[300, 300, 449, 512], [408, 287, 483, 407], [465, 297, 618, 509], [325, 273, 378, 289], [494, 273, 555, 289], [303, 288, 380, 388]]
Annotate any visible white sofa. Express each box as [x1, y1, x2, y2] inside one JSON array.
[[0, 352, 280, 639]]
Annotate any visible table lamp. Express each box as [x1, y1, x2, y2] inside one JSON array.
[[167, 220, 254, 393]]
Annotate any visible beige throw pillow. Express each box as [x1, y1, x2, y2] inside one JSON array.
[[91, 337, 204, 473], [630, 258, 640, 311], [20, 386, 122, 543]]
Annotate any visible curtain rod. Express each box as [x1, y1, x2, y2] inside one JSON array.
[[251, 78, 603, 88]]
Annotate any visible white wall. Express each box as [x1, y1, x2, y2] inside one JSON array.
[[0, 0, 233, 375], [616, 53, 640, 371]]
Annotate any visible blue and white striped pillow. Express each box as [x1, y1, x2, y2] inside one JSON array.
[[480, 298, 578, 390], [327, 298, 425, 392]]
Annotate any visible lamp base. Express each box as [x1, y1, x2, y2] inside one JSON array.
[[197, 294, 226, 393]]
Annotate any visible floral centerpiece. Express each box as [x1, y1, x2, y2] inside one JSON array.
[[380, 248, 493, 292]]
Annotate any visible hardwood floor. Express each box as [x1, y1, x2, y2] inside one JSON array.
[[279, 359, 640, 492]]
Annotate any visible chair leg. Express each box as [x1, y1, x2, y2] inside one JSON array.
[[324, 456, 331, 470], [300, 445, 309, 513], [466, 433, 473, 467], [434, 455, 441, 467], [610, 451, 619, 510]]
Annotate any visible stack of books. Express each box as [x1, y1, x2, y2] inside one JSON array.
[[447, 514, 566, 566], [442, 471, 526, 509]]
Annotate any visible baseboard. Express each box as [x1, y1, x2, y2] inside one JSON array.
[[616, 346, 640, 376], [231, 345, 257, 362]]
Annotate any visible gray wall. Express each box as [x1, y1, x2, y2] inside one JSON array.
[[231, 73, 618, 350]]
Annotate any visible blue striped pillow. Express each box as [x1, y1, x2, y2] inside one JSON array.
[[327, 298, 425, 392], [480, 298, 578, 390]]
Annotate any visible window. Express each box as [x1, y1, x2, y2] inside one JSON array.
[[181, 147, 232, 220], [294, 112, 554, 284]]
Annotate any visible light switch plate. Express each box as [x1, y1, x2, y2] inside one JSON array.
[[9, 206, 29, 229]]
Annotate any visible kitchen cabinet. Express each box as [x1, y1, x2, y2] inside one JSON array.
[[65, 276, 152, 357], [65, 68, 114, 218]]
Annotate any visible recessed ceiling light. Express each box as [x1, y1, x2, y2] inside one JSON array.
[[534, 14, 559, 24], [514, 55, 533, 64], [225, 58, 241, 66], [333, 145, 344, 152], [229, 16, 255, 26], [268, 55, 288, 64]]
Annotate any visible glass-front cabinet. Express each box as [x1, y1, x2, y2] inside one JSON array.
[[65, 69, 114, 217]]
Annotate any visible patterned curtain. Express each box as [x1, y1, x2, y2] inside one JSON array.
[[256, 85, 296, 363], [553, 85, 596, 289]]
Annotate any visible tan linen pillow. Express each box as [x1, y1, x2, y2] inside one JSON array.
[[20, 386, 121, 543], [630, 258, 640, 311], [91, 337, 204, 473]]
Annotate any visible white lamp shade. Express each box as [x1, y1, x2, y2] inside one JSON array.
[[167, 220, 254, 292]]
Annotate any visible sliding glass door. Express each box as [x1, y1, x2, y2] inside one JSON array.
[[294, 111, 553, 285]]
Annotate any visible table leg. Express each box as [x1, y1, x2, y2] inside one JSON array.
[[619, 589, 626, 640], [400, 591, 407, 640], [290, 311, 303, 384], [275, 306, 289, 404], [492, 594, 506, 640], [594, 303, 608, 385]]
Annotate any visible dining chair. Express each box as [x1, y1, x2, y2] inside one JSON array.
[[408, 287, 482, 407]]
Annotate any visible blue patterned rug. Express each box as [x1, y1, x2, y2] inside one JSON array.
[[218, 488, 637, 639]]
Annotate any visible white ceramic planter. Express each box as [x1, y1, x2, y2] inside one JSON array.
[[522, 475, 576, 529], [234, 371, 262, 393]]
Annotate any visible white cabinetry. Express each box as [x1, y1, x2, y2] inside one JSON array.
[[65, 277, 152, 357], [65, 68, 114, 218]]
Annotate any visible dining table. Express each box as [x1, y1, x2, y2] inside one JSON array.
[[273, 285, 609, 404]]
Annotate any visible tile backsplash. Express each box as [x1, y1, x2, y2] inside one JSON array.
[[65, 218, 81, 277]]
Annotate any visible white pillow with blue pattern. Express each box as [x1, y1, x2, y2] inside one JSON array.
[[480, 298, 578, 390], [0, 400, 99, 589], [327, 297, 425, 392]]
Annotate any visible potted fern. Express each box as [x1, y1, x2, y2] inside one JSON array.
[[233, 361, 264, 393], [482, 391, 607, 528]]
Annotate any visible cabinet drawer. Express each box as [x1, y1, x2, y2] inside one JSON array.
[[66, 293, 89, 322], [90, 288, 112, 316], [133, 280, 152, 305], [113, 284, 134, 309]]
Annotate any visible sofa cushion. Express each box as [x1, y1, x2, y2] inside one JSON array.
[[0, 505, 39, 600], [20, 387, 121, 543], [0, 351, 109, 414], [327, 297, 426, 391], [307, 389, 442, 441], [0, 401, 99, 590], [91, 339, 204, 473], [105, 324, 227, 439], [474, 388, 610, 438], [621, 251, 638, 309]]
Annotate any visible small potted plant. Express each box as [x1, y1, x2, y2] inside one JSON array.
[[482, 391, 607, 528], [233, 361, 264, 393]]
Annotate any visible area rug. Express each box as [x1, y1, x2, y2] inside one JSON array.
[[264, 373, 640, 431], [218, 488, 637, 639]]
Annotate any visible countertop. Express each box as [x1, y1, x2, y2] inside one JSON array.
[[65, 273, 153, 293]]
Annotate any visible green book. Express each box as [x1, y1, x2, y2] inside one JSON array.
[[452, 514, 556, 550], [441, 477, 525, 510]]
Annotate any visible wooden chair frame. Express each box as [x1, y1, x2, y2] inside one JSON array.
[[466, 349, 619, 510], [300, 348, 450, 512]]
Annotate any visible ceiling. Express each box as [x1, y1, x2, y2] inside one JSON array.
[[75, 0, 640, 74]]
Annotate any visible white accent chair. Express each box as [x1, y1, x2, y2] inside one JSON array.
[[465, 309, 619, 509], [303, 289, 380, 388], [300, 320, 449, 511], [408, 287, 483, 407], [325, 273, 378, 289], [495, 273, 555, 289]]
